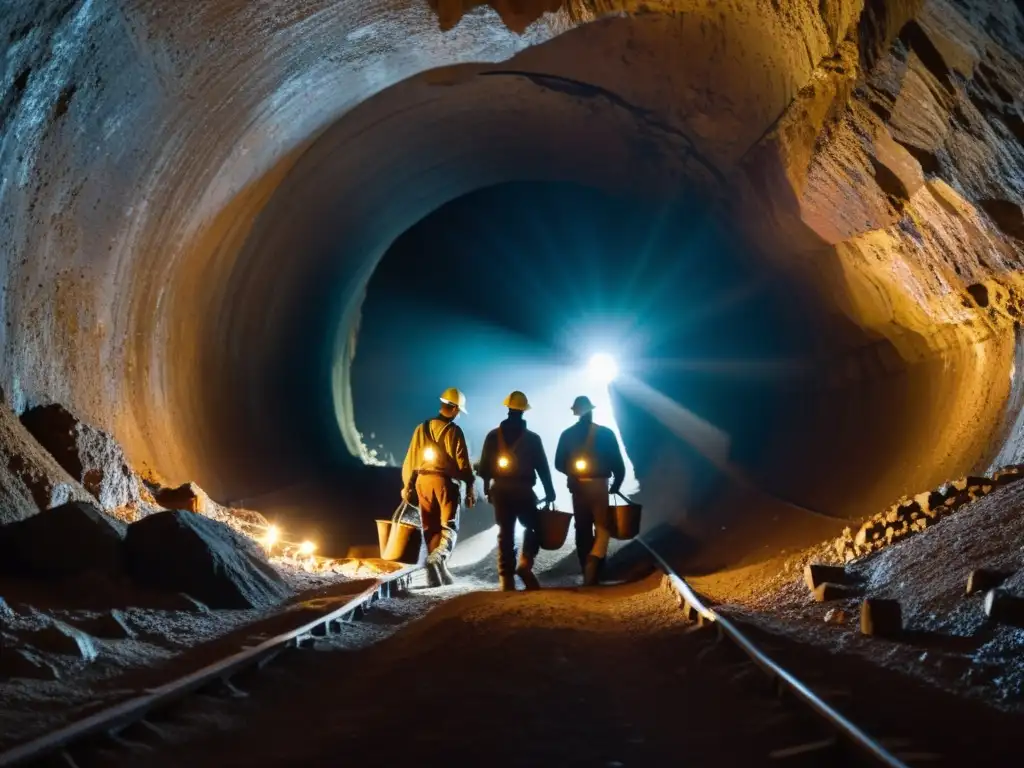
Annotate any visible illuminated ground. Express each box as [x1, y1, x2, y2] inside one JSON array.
[[84, 572, 1024, 768]]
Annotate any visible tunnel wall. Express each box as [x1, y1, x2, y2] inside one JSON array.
[[1, 1, 1023, 529]]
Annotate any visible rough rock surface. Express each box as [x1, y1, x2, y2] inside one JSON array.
[[124, 511, 289, 610], [832, 465, 1024, 561], [21, 403, 144, 514], [0, 399, 90, 526], [0, 500, 126, 579], [0, 0, 1016, 524]]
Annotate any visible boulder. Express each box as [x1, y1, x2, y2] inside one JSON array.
[[125, 510, 289, 610], [0, 501, 126, 579], [984, 589, 1024, 628], [20, 403, 143, 512], [0, 402, 90, 526], [153, 482, 208, 513], [860, 598, 903, 638], [24, 621, 99, 661]]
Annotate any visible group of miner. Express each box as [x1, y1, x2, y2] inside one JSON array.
[[400, 387, 625, 591]]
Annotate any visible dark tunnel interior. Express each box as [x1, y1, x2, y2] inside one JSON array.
[[351, 180, 823, 512]]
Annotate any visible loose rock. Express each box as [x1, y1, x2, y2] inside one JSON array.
[[0, 500, 126, 579], [966, 568, 1013, 596], [803, 563, 851, 591], [21, 403, 143, 512], [813, 582, 857, 603], [125, 510, 289, 610], [823, 608, 846, 625], [0, 597, 13, 619], [860, 598, 902, 638], [984, 589, 1024, 628], [153, 482, 207, 513]]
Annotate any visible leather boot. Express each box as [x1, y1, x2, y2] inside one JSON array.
[[584, 555, 601, 587], [437, 559, 455, 586], [499, 574, 516, 591], [515, 557, 541, 591]]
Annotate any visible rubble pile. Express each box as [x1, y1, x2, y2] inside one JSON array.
[[832, 466, 1024, 562]]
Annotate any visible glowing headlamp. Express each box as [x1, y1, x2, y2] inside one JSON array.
[[498, 455, 510, 470], [423, 446, 437, 462], [298, 540, 316, 556], [575, 458, 588, 472], [262, 525, 280, 550]]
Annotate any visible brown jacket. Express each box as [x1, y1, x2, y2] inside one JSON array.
[[401, 415, 474, 490]]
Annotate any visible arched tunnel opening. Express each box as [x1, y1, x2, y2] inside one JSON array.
[[3, 0, 1024, 754]]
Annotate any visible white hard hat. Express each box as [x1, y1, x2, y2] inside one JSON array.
[[440, 387, 468, 414]]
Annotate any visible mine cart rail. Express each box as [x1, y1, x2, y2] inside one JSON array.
[[0, 565, 420, 768], [638, 538, 910, 768]]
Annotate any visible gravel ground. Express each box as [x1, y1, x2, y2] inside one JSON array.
[[0, 559, 393, 749], [697, 482, 1024, 714], [90, 572, 838, 768]]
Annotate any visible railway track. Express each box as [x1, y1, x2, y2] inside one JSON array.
[[0, 565, 420, 768], [0, 544, 933, 768]]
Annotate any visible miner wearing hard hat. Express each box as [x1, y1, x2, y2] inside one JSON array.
[[554, 395, 625, 586], [401, 387, 476, 588], [478, 391, 557, 591]]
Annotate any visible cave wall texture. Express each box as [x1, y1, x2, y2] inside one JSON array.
[[1, 1, 1023, 529]]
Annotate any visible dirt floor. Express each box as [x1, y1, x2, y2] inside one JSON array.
[[690, 481, 1024, 716], [84, 572, 836, 768], [39, 560, 1024, 768]]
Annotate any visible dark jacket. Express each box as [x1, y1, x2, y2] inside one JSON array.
[[554, 419, 625, 488], [479, 418, 556, 498]]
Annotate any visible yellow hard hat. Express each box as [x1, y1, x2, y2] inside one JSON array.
[[440, 387, 468, 414], [503, 391, 531, 411]]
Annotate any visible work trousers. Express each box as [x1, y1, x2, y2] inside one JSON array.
[[490, 485, 540, 578], [415, 474, 460, 564], [570, 478, 611, 569]]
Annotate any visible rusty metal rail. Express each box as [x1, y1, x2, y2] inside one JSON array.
[[0, 565, 420, 768], [638, 538, 910, 768]]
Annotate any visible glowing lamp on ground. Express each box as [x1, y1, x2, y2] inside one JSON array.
[[298, 540, 317, 557], [498, 455, 510, 470], [586, 353, 619, 384], [575, 458, 588, 472], [423, 446, 437, 462]]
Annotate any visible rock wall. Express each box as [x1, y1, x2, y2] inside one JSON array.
[[0, 1, 1022, 542]]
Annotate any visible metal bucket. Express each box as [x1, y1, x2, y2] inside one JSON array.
[[537, 504, 573, 550], [376, 504, 422, 564], [608, 493, 642, 540]]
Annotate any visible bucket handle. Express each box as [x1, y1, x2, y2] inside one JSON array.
[[392, 502, 415, 525], [612, 491, 637, 505]]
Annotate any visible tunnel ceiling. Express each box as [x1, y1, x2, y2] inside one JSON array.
[[1, 0, 1023, 516]]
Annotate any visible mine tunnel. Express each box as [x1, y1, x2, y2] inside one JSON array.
[[3, 0, 1024, 765]]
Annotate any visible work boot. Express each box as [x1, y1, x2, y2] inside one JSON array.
[[499, 574, 517, 592], [584, 555, 601, 587], [437, 559, 456, 586], [423, 561, 442, 589], [515, 558, 541, 591]]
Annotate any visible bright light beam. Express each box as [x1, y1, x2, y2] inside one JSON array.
[[587, 353, 619, 384]]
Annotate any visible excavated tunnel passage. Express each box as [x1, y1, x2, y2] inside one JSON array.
[[2, 2, 1024, 577]]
